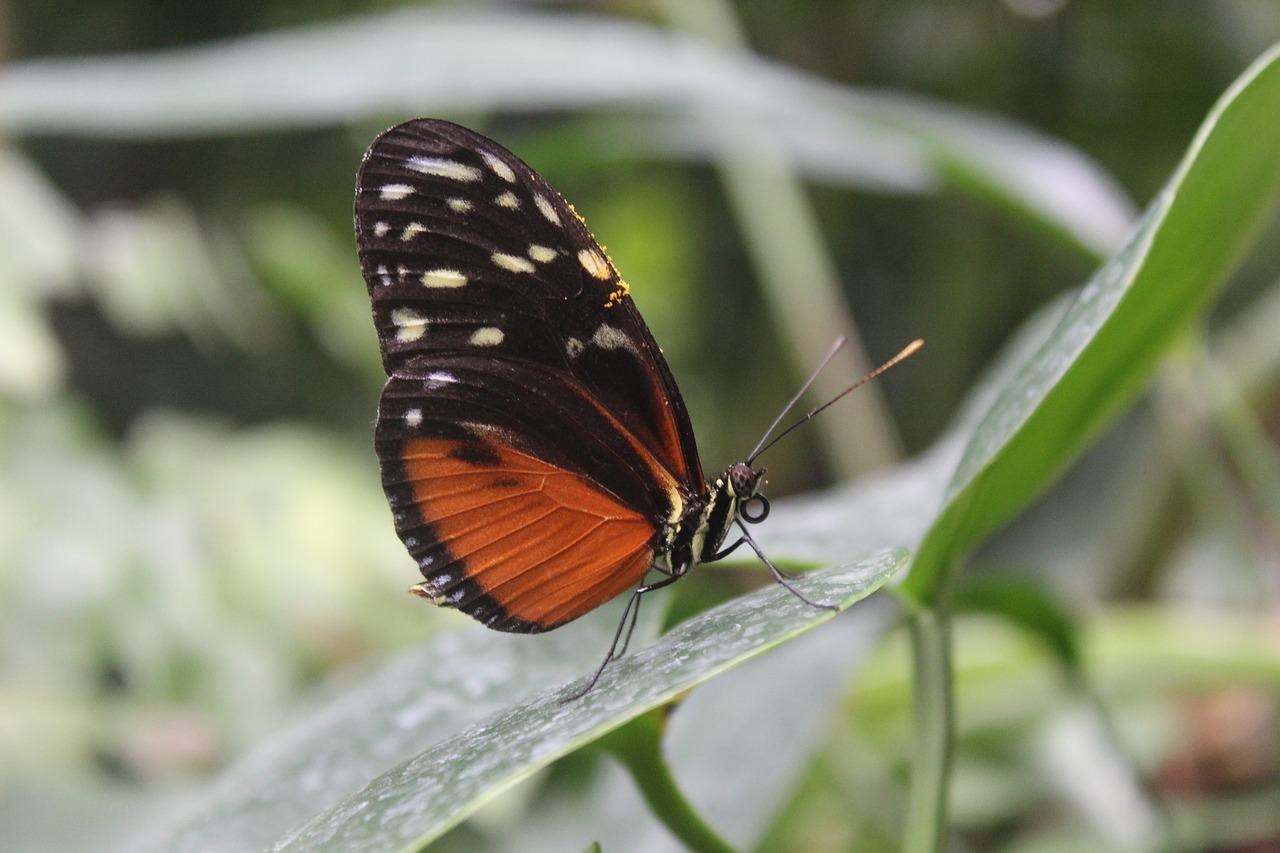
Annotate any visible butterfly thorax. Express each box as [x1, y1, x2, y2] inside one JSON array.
[[664, 461, 765, 577]]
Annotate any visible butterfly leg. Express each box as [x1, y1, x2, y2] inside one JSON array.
[[708, 536, 747, 562], [711, 533, 800, 582], [561, 574, 680, 703], [610, 586, 645, 663], [734, 519, 839, 612]]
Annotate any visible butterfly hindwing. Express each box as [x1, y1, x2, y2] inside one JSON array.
[[377, 354, 679, 632], [355, 119, 704, 488]]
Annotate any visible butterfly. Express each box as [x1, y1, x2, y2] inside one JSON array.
[[355, 119, 918, 698]]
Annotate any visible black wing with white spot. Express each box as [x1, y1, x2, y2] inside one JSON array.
[[355, 119, 704, 491]]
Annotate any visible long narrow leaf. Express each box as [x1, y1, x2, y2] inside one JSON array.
[[266, 551, 902, 852], [0, 9, 1132, 255], [142, 550, 902, 852], [904, 43, 1280, 602]]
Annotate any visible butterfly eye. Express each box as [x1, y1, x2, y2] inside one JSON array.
[[727, 461, 762, 499]]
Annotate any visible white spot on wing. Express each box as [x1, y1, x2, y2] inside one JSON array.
[[465, 421, 516, 444], [565, 337, 585, 359], [495, 191, 520, 210], [401, 221, 426, 241], [404, 408, 423, 428], [373, 221, 390, 237], [390, 308, 428, 342], [425, 371, 457, 387], [380, 184, 415, 200], [492, 253, 536, 274], [528, 244, 557, 263], [578, 249, 610, 279], [591, 324, 638, 354], [481, 152, 517, 183], [405, 156, 482, 182], [534, 194, 560, 225], [469, 327, 505, 346], [421, 269, 467, 288], [447, 198, 472, 213]]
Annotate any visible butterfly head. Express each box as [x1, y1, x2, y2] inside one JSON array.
[[726, 461, 763, 500]]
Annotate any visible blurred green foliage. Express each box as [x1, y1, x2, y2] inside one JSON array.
[[1, 2, 1279, 852]]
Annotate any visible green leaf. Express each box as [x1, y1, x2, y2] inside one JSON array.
[[654, 603, 896, 850], [902, 42, 1280, 604], [269, 552, 903, 853], [143, 610, 648, 853], [0, 9, 1131, 256], [145, 550, 904, 852]]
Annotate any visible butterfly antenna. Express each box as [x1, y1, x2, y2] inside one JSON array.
[[747, 339, 924, 465], [745, 337, 850, 463]]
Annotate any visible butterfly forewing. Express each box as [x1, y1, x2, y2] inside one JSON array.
[[356, 119, 703, 488], [355, 119, 708, 631]]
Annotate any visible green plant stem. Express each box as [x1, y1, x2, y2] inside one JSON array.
[[903, 606, 954, 853], [597, 708, 740, 853]]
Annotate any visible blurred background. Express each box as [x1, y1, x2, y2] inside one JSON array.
[[1, 1, 1279, 851]]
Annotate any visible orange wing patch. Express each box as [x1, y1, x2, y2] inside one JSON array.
[[400, 435, 656, 630]]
